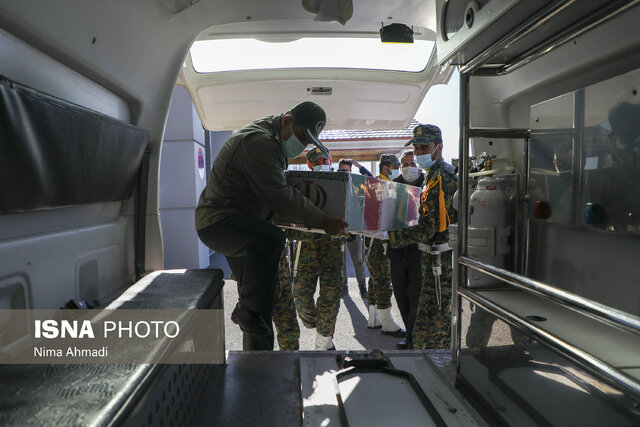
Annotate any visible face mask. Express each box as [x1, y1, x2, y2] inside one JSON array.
[[313, 164, 331, 172], [416, 153, 436, 170], [282, 123, 307, 159], [401, 166, 420, 182], [388, 169, 400, 180]]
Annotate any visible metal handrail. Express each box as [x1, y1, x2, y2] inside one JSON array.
[[530, 128, 577, 137], [467, 128, 530, 139], [459, 256, 640, 334], [462, 0, 638, 76], [458, 287, 640, 400], [498, 0, 640, 76], [522, 136, 531, 276], [459, 0, 575, 75], [453, 73, 471, 378]]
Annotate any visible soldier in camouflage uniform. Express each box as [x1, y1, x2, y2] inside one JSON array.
[[388, 124, 457, 349], [272, 244, 300, 350], [289, 147, 345, 350], [365, 154, 405, 337], [289, 230, 343, 350]]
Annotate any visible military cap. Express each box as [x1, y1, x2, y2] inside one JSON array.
[[404, 124, 443, 146], [305, 146, 330, 163], [290, 101, 330, 158], [380, 153, 400, 168]]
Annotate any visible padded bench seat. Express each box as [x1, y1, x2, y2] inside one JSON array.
[[0, 268, 225, 426]]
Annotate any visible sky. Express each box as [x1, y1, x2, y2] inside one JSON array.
[[191, 38, 433, 73], [413, 70, 460, 164]]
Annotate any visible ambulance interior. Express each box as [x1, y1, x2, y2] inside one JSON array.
[[1, 0, 639, 425]]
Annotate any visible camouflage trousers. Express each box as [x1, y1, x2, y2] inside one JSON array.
[[365, 238, 393, 309], [273, 248, 300, 351], [413, 250, 452, 349], [293, 266, 343, 338]]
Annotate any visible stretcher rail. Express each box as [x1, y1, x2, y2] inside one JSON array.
[[457, 286, 640, 400], [459, 256, 640, 334]]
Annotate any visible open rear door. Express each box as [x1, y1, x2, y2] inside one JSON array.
[[179, 8, 453, 132]]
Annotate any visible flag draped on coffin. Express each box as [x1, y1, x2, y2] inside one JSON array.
[[275, 171, 421, 237]]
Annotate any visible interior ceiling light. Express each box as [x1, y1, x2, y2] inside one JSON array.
[[380, 23, 414, 44]]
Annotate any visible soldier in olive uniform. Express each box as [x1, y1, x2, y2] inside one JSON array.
[[230, 246, 300, 350], [388, 124, 457, 349], [365, 154, 405, 337], [290, 147, 345, 350], [272, 245, 300, 350], [196, 101, 347, 351]]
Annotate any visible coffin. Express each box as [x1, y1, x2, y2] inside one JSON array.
[[275, 171, 422, 237]]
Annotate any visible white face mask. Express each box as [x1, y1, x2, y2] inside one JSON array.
[[312, 164, 331, 172], [282, 123, 307, 159], [401, 166, 420, 182], [388, 168, 400, 180]]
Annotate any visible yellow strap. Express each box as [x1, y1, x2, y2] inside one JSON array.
[[423, 174, 450, 232], [425, 176, 438, 193], [437, 175, 449, 232]]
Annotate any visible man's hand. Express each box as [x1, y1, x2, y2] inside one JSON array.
[[322, 215, 349, 236]]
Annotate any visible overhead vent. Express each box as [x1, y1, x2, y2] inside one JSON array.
[[308, 87, 333, 95]]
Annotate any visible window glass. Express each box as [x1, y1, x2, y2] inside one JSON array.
[[531, 68, 640, 233], [190, 38, 433, 73]]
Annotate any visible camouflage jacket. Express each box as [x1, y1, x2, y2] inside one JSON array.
[[389, 159, 456, 248]]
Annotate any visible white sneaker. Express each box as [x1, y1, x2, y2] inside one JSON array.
[[379, 307, 406, 337], [367, 305, 382, 329], [314, 334, 335, 350]]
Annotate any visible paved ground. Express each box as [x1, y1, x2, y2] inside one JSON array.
[[210, 252, 408, 351], [209, 251, 514, 352], [222, 277, 407, 351]]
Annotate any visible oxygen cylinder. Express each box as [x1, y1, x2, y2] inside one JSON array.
[[469, 175, 507, 286], [452, 177, 477, 224]]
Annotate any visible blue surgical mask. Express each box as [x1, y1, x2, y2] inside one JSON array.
[[388, 169, 400, 180], [282, 124, 307, 159], [313, 164, 331, 172], [416, 154, 436, 170]]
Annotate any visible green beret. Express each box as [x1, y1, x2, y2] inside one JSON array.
[[305, 146, 330, 162], [404, 124, 442, 146]]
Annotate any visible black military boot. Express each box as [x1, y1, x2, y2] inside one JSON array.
[[396, 339, 413, 350], [231, 303, 271, 336]]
